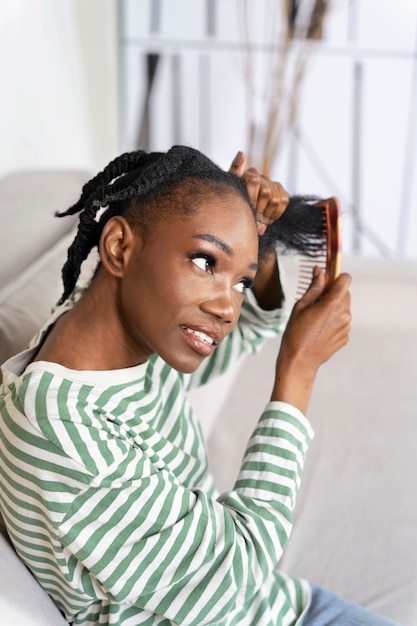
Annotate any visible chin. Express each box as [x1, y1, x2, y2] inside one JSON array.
[[162, 353, 205, 375]]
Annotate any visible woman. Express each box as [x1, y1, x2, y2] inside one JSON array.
[[0, 146, 397, 625]]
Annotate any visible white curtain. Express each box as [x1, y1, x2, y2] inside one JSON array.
[[0, 0, 94, 177]]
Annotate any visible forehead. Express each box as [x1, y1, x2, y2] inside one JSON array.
[[145, 190, 258, 263], [191, 186, 253, 219], [166, 188, 257, 248]]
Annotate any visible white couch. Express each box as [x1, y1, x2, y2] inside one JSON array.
[[1, 170, 416, 625]]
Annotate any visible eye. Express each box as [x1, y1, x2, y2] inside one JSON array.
[[234, 278, 255, 295], [190, 253, 216, 274]]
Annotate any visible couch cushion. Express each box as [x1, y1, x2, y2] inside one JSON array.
[[0, 169, 96, 365], [0, 231, 73, 364], [207, 256, 417, 626], [0, 169, 89, 288], [0, 532, 69, 625], [0, 228, 99, 366]]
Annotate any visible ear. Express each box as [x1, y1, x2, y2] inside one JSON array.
[[99, 216, 139, 278]]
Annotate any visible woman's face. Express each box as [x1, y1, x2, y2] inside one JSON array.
[[118, 189, 259, 373]]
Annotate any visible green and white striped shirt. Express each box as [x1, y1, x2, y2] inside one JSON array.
[[0, 292, 313, 625]]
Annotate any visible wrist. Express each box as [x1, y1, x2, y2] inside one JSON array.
[[252, 253, 284, 310], [271, 353, 317, 415]]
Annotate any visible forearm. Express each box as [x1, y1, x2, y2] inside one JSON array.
[[269, 270, 352, 415], [252, 252, 284, 310]]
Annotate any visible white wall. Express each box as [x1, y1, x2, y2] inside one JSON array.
[[119, 0, 417, 258], [73, 0, 120, 169], [0, 0, 120, 177], [2, 0, 416, 258]]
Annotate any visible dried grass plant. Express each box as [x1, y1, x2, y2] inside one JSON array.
[[242, 0, 333, 174]]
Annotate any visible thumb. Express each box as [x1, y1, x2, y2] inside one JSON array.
[[299, 266, 326, 306], [228, 151, 247, 177]]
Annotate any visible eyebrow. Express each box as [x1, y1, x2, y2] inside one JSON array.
[[192, 234, 258, 271]]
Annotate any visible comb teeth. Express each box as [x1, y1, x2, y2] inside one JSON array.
[[295, 197, 342, 300], [296, 255, 327, 299]]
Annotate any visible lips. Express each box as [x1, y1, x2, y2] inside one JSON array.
[[180, 325, 222, 357], [183, 327, 216, 345]]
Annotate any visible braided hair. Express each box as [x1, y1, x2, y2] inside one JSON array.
[[57, 145, 328, 304], [56, 145, 251, 303]]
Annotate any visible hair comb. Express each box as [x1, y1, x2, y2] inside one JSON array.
[[296, 196, 342, 297], [258, 194, 342, 299]]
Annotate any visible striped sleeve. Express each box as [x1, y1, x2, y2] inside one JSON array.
[[55, 403, 313, 625]]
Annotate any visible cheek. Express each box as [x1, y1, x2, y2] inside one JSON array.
[[142, 263, 191, 310]]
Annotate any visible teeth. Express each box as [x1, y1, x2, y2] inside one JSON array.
[[184, 327, 215, 345]]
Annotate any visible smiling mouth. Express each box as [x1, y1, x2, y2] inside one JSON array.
[[181, 326, 219, 346]]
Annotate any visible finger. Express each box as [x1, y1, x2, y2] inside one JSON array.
[[228, 151, 247, 177], [238, 167, 275, 203], [243, 169, 263, 206], [242, 170, 276, 234], [298, 266, 327, 307], [249, 178, 289, 231], [242, 171, 270, 235], [325, 272, 352, 300], [256, 183, 274, 216], [262, 183, 289, 221], [254, 210, 274, 236], [256, 220, 268, 236]]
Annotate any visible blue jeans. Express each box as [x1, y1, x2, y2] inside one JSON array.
[[302, 585, 401, 625]]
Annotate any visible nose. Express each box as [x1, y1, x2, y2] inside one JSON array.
[[200, 283, 237, 324]]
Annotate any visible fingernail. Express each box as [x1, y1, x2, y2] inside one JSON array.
[[233, 151, 244, 167]]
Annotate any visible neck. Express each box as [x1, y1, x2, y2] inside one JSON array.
[[35, 274, 149, 371]]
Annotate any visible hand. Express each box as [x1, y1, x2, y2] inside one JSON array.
[[284, 268, 352, 366], [272, 268, 352, 413], [229, 151, 289, 236]]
